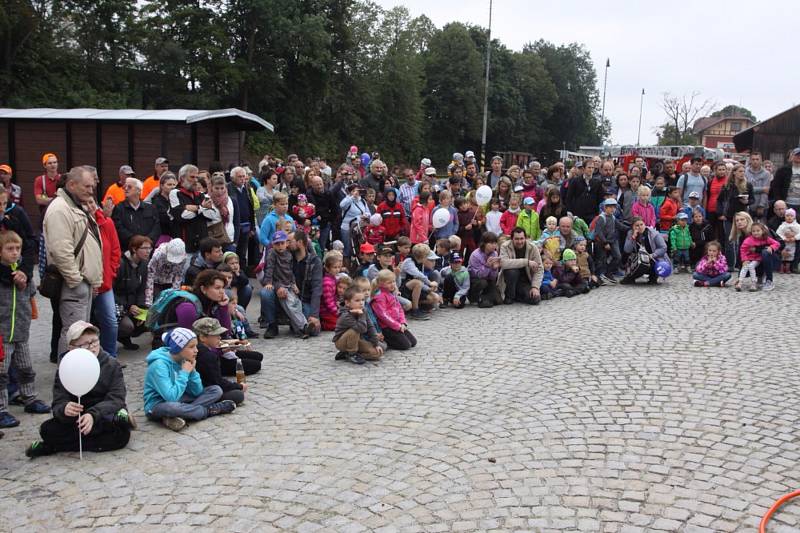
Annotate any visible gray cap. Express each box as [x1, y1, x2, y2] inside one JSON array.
[[155, 157, 169, 165], [119, 165, 135, 176]]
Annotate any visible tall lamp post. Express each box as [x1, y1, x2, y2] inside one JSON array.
[[600, 58, 610, 140], [637, 88, 645, 146], [480, 0, 493, 172]]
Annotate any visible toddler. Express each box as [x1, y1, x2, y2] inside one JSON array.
[[737, 222, 779, 292], [291, 193, 316, 231], [556, 248, 589, 297], [777, 208, 800, 273], [320, 250, 343, 331], [485, 198, 503, 236], [692, 241, 730, 287], [573, 237, 598, 288], [371, 270, 417, 350], [364, 213, 386, 246], [260, 230, 310, 338], [499, 194, 521, 235], [539, 255, 559, 300], [669, 212, 693, 272]]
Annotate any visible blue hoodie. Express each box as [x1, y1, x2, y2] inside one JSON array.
[[143, 347, 204, 414]]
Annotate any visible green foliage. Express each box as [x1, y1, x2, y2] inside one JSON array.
[[656, 123, 698, 146], [1, 0, 605, 166], [711, 104, 757, 123]]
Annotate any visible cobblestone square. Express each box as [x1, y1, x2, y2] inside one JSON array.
[[1, 276, 799, 532]]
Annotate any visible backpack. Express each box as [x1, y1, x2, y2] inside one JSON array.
[[677, 173, 707, 204], [145, 289, 202, 334]]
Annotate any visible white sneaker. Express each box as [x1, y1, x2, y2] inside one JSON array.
[[763, 280, 775, 291]]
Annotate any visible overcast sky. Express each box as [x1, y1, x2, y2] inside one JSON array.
[[375, 0, 797, 147]]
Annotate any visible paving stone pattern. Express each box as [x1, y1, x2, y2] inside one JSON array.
[[1, 276, 799, 532]]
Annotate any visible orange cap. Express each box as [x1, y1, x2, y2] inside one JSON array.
[[41, 153, 57, 165], [0, 164, 11, 174]]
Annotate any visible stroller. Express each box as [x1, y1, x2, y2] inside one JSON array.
[[348, 215, 369, 269]]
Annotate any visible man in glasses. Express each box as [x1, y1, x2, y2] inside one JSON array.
[[26, 321, 136, 458]]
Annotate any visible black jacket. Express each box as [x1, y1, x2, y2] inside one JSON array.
[[293, 251, 323, 318], [770, 165, 794, 204], [0, 203, 36, 279], [114, 252, 148, 310], [52, 350, 127, 423], [227, 182, 255, 227], [196, 343, 242, 393], [721, 182, 755, 219], [151, 194, 174, 238], [170, 188, 210, 253], [565, 176, 603, 222], [112, 200, 161, 251], [306, 188, 337, 225]]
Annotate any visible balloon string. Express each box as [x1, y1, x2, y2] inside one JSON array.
[[78, 395, 83, 461]]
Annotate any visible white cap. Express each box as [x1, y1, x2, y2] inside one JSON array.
[[465, 150, 475, 158], [424, 167, 437, 176], [421, 158, 432, 167], [165, 239, 187, 264]]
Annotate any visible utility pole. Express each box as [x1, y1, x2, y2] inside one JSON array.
[[480, 0, 493, 173], [600, 58, 609, 140], [637, 88, 645, 146]]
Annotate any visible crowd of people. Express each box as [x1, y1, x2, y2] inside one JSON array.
[[0, 144, 798, 454]]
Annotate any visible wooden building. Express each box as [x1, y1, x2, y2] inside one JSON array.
[[733, 104, 800, 166], [0, 108, 273, 227], [692, 115, 755, 151]]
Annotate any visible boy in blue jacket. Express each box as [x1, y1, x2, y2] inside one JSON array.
[[143, 327, 235, 432]]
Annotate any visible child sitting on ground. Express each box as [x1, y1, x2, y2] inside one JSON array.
[[193, 318, 247, 406], [573, 236, 599, 288], [440, 252, 469, 308], [669, 212, 693, 272], [395, 236, 412, 265], [0, 231, 50, 430], [371, 270, 417, 350], [352, 243, 376, 279], [353, 276, 382, 342], [692, 241, 730, 287], [26, 321, 133, 458], [736, 222, 780, 292], [777, 208, 800, 273], [556, 248, 589, 297], [260, 230, 310, 338], [434, 239, 451, 272], [332, 286, 386, 365], [143, 328, 236, 432], [540, 255, 559, 300], [320, 250, 343, 331], [400, 243, 438, 320]]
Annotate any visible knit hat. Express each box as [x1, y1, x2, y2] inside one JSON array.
[[786, 209, 796, 218], [162, 328, 197, 354], [562, 249, 577, 261], [369, 213, 382, 226], [165, 239, 187, 264], [573, 236, 586, 243]]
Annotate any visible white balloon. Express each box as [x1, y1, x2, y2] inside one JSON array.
[[59, 349, 101, 397], [475, 185, 493, 206], [432, 208, 450, 229]]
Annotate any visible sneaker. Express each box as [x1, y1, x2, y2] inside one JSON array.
[[263, 323, 278, 339], [8, 393, 23, 406], [113, 408, 138, 430], [245, 329, 259, 339], [602, 275, 617, 284], [735, 280, 742, 292], [763, 280, 775, 291], [24, 400, 51, 414], [693, 280, 704, 287], [346, 352, 365, 365], [0, 411, 20, 428], [162, 416, 187, 432], [719, 280, 726, 288], [334, 351, 347, 361], [409, 309, 430, 320], [596, 277, 606, 286], [207, 400, 236, 417], [25, 440, 54, 458], [749, 280, 758, 292]]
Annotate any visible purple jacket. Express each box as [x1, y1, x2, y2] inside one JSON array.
[[468, 248, 499, 279]]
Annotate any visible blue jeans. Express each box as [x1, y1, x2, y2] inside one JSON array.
[[147, 385, 222, 421], [692, 271, 731, 286], [238, 283, 253, 311], [674, 249, 690, 267], [318, 222, 332, 251], [756, 249, 777, 282], [92, 290, 118, 357], [340, 227, 352, 257]]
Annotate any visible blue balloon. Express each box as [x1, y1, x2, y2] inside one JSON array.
[[360, 153, 371, 167], [655, 260, 672, 278]]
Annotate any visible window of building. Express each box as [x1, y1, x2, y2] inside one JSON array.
[[730, 121, 741, 132]]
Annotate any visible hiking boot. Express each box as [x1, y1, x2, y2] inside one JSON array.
[[409, 309, 430, 320], [207, 400, 236, 417], [0, 411, 20, 428], [24, 400, 51, 414], [25, 440, 54, 459], [162, 416, 186, 432], [263, 323, 278, 339], [113, 408, 138, 430], [334, 351, 347, 361], [763, 280, 775, 291], [346, 352, 365, 365]]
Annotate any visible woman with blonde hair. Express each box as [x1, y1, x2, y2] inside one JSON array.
[[727, 211, 753, 271]]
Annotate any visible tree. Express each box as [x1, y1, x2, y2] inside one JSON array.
[[656, 91, 716, 145], [711, 104, 757, 123]]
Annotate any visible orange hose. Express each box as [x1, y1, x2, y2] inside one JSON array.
[[760, 489, 800, 533]]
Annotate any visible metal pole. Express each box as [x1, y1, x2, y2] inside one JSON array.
[[637, 88, 645, 146], [480, 0, 493, 173], [600, 58, 609, 139]]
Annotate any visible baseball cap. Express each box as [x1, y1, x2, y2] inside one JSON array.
[[450, 252, 463, 263], [165, 239, 187, 264], [359, 243, 376, 254], [465, 151, 475, 159], [420, 158, 432, 167], [688, 191, 701, 199], [602, 198, 618, 207], [424, 167, 437, 176], [192, 317, 228, 337], [426, 251, 439, 261], [161, 328, 197, 354], [272, 230, 288, 243], [119, 164, 135, 176], [791, 147, 800, 157], [378, 246, 394, 256], [452, 152, 464, 162], [66, 320, 100, 346], [676, 212, 689, 220], [155, 157, 169, 165], [523, 197, 535, 205], [0, 164, 12, 174]]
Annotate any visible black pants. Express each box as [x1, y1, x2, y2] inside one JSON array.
[[468, 276, 499, 305], [220, 350, 262, 376], [503, 269, 540, 305], [39, 416, 130, 453], [382, 328, 418, 350], [49, 297, 63, 362], [222, 389, 245, 405], [442, 275, 466, 307], [236, 229, 251, 266]]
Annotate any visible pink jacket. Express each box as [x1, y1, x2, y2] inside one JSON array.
[[410, 204, 430, 244], [370, 289, 406, 331], [695, 255, 728, 277], [740, 235, 780, 262], [631, 201, 656, 228], [320, 273, 338, 330]]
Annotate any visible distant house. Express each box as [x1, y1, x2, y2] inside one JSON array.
[[0, 107, 274, 227], [733, 104, 800, 167], [693, 115, 755, 151]]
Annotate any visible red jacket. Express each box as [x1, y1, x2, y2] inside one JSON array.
[[364, 224, 386, 245], [95, 208, 121, 293], [376, 200, 407, 238], [659, 198, 679, 231]]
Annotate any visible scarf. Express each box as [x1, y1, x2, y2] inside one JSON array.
[[211, 188, 230, 224]]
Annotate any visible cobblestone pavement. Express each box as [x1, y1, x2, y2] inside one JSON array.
[[1, 274, 799, 532]]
